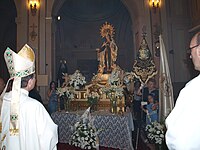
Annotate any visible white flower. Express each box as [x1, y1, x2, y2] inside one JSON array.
[[85, 131, 88, 135], [145, 121, 165, 145], [69, 70, 86, 89], [81, 145, 84, 149], [56, 87, 65, 96], [102, 86, 124, 101], [160, 134, 164, 138], [56, 86, 75, 99], [69, 107, 101, 149]]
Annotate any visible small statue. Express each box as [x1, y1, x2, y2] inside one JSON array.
[[97, 22, 118, 74]]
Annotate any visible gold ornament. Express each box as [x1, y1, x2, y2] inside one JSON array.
[[100, 22, 115, 38]]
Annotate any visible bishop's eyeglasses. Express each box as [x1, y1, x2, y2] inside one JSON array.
[[187, 44, 199, 54]]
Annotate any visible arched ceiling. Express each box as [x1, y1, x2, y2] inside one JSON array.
[[59, 0, 123, 21]]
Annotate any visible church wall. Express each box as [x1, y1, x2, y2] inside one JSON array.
[[13, 0, 54, 103], [39, 0, 55, 103], [14, 0, 28, 50], [162, 0, 191, 83], [39, 0, 48, 103], [189, 0, 200, 29], [160, 0, 192, 98]]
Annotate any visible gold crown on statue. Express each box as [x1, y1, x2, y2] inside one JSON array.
[[4, 44, 35, 78], [100, 22, 115, 38]]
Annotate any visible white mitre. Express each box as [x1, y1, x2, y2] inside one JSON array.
[[2, 44, 35, 136], [4, 44, 35, 78]]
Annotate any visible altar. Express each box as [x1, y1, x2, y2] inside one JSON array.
[[67, 83, 125, 112], [51, 111, 134, 150]]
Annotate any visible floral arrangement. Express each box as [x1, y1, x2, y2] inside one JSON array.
[[102, 86, 124, 100], [69, 107, 100, 149], [56, 86, 75, 111], [102, 67, 124, 100], [56, 86, 75, 99], [86, 91, 100, 106], [69, 70, 86, 90], [101, 68, 124, 113], [108, 66, 123, 87], [145, 121, 165, 145]]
